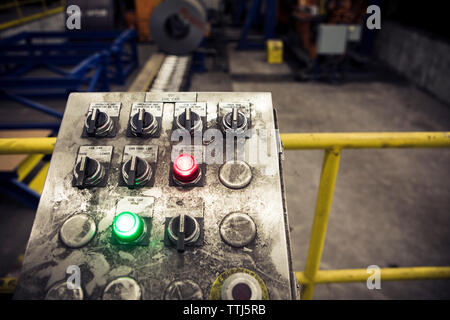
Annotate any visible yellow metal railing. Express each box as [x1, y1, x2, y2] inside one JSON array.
[[282, 132, 450, 299], [281, 132, 450, 149], [0, 137, 56, 154], [0, 132, 450, 298], [296, 267, 450, 284], [0, 0, 65, 31]]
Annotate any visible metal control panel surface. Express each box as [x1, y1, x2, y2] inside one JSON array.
[[14, 92, 298, 300]]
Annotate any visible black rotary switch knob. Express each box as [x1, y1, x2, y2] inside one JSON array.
[[74, 156, 105, 188], [222, 107, 247, 134], [121, 155, 152, 188], [85, 108, 113, 137], [176, 108, 202, 134], [168, 214, 200, 252], [130, 108, 158, 137]]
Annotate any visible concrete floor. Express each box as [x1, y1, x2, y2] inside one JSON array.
[[190, 46, 450, 299], [1, 42, 449, 299]]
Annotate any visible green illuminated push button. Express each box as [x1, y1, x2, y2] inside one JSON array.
[[112, 211, 144, 243]]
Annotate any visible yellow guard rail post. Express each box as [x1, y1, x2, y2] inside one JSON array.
[[0, 132, 450, 298], [301, 147, 341, 299]]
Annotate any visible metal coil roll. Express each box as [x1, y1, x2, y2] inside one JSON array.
[[150, 0, 207, 55]]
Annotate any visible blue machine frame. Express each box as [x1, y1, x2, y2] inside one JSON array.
[[0, 29, 138, 130], [0, 29, 138, 86], [0, 171, 42, 209], [0, 30, 138, 207]]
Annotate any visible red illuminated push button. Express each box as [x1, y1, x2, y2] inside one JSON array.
[[173, 154, 201, 185]]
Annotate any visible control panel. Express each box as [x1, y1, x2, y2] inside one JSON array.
[[14, 92, 298, 300]]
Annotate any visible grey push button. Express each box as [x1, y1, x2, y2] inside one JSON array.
[[219, 212, 256, 248], [45, 281, 84, 300], [219, 160, 252, 189], [102, 277, 141, 300], [164, 280, 203, 300], [59, 214, 96, 248]]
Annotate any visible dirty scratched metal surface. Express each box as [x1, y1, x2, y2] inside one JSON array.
[[14, 92, 298, 300]]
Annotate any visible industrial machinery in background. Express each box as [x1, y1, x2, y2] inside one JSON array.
[[0, 27, 139, 133], [145, 0, 228, 89], [150, 0, 228, 73], [0, 2, 140, 210], [13, 91, 298, 300], [278, 0, 376, 81], [225, 0, 377, 81], [151, 0, 208, 55]]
